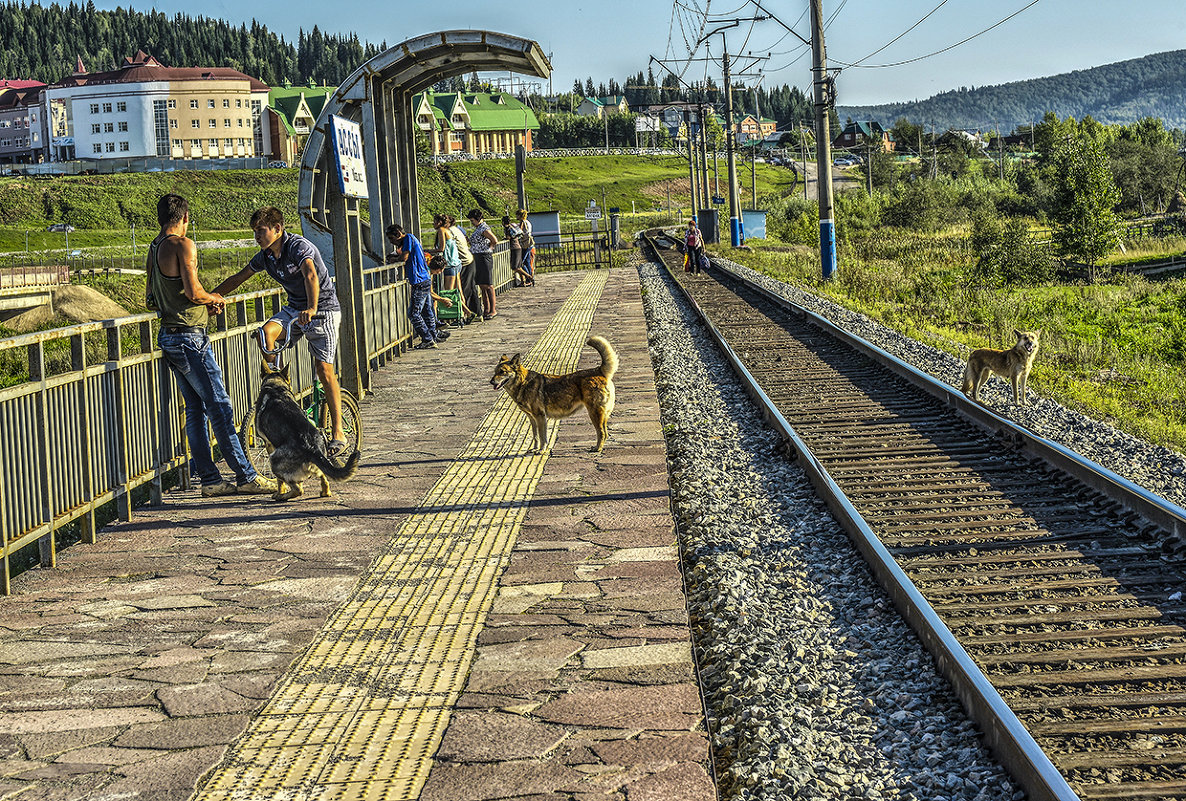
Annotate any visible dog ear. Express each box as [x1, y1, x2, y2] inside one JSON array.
[[260, 361, 271, 378], [1013, 328, 1022, 339], [510, 354, 522, 365], [279, 363, 290, 382]]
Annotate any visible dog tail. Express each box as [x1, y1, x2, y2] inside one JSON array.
[[960, 361, 974, 395], [315, 448, 361, 482], [587, 336, 618, 380]]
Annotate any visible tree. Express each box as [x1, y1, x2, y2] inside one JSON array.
[[1049, 132, 1122, 274]]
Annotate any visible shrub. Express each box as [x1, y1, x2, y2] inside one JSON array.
[[969, 211, 1055, 286]]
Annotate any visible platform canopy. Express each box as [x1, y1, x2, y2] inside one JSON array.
[[298, 30, 551, 270]]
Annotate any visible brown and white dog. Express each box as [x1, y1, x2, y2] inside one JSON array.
[[961, 329, 1041, 406], [490, 336, 618, 453]]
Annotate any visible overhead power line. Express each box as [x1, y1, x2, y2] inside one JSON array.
[[834, 0, 1044, 69], [846, 0, 951, 67]]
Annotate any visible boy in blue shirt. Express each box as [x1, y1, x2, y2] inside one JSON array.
[[386, 223, 439, 350], [214, 206, 349, 455]]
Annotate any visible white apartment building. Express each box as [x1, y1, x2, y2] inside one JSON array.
[[43, 51, 270, 162]]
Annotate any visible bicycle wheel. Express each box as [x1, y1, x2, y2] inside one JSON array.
[[320, 390, 362, 455], [237, 404, 275, 478]]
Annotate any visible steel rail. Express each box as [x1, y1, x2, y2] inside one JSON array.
[[705, 251, 1186, 542], [641, 230, 1081, 801]]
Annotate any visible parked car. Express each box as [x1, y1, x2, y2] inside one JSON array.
[[268, 160, 289, 169], [46, 223, 75, 233]]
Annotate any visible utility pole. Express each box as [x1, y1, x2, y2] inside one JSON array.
[[997, 124, 1005, 180], [866, 133, 873, 196], [722, 38, 742, 246], [686, 111, 698, 221], [750, 80, 762, 209], [604, 109, 609, 154], [801, 123, 809, 200], [698, 102, 710, 211], [810, 0, 835, 278]]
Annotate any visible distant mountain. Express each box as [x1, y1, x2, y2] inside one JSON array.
[[837, 50, 1186, 132]]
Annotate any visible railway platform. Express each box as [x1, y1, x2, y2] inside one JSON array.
[[0, 268, 715, 801]]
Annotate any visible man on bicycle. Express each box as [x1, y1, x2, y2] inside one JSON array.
[[214, 206, 348, 457]]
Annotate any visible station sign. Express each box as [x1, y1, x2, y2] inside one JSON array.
[[585, 200, 602, 220], [712, 196, 725, 205], [329, 114, 368, 199]]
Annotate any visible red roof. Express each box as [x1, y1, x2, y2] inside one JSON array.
[[0, 80, 46, 91], [48, 51, 268, 92]]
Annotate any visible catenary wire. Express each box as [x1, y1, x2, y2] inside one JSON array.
[[833, 0, 1044, 69]]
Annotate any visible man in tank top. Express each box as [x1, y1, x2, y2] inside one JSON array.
[[149, 193, 275, 497]]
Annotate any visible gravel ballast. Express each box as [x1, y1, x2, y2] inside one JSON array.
[[636, 253, 1024, 801]]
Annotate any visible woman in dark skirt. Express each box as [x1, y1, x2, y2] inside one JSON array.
[[467, 209, 499, 320]]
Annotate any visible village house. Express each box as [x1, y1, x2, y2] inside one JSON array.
[[413, 91, 540, 157], [575, 95, 630, 118], [267, 83, 335, 166], [832, 120, 894, 152]]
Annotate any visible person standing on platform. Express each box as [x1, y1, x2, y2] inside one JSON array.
[[149, 193, 275, 497], [502, 214, 532, 287], [213, 206, 349, 456], [386, 223, 439, 349], [517, 208, 536, 282], [467, 209, 499, 320], [447, 214, 480, 322]]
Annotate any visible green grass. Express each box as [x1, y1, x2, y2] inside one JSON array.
[[718, 231, 1186, 453]]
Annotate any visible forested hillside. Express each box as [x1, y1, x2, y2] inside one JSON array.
[[838, 50, 1186, 131], [0, 0, 381, 87]]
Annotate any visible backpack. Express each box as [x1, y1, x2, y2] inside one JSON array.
[[443, 235, 461, 268]]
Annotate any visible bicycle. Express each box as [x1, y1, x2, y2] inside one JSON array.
[[237, 315, 363, 476]]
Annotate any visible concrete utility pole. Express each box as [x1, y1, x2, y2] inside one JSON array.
[[686, 111, 698, 220], [866, 133, 873, 196], [810, 0, 836, 278], [698, 101, 710, 211], [722, 39, 742, 246], [801, 123, 809, 200]]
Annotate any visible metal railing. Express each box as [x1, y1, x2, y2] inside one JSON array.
[[0, 246, 518, 593], [0, 263, 70, 291]]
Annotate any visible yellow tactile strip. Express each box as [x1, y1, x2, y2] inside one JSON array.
[[197, 271, 609, 801]]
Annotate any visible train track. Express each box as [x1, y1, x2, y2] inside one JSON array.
[[641, 231, 1186, 801]]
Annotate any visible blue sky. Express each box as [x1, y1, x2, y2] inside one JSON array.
[[104, 1, 1186, 106]]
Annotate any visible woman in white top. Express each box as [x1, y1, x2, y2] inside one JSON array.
[[447, 214, 480, 322], [466, 209, 499, 320]]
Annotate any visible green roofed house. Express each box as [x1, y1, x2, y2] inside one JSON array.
[[833, 120, 895, 152], [267, 82, 336, 166], [413, 91, 540, 157], [575, 95, 630, 118]]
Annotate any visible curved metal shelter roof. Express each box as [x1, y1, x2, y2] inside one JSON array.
[[298, 31, 551, 270]]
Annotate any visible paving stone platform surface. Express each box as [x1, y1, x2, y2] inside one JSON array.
[[0, 269, 714, 801]]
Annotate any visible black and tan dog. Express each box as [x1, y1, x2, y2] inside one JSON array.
[[253, 364, 360, 501], [490, 335, 618, 453], [961, 329, 1042, 406]]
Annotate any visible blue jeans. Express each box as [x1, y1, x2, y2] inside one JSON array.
[[159, 331, 257, 486], [408, 281, 436, 342]]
